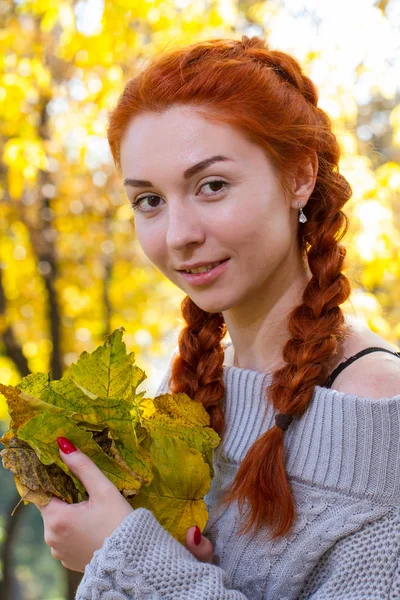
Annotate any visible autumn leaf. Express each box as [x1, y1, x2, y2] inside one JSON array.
[[2, 437, 79, 504], [130, 435, 212, 545], [0, 383, 144, 499], [0, 328, 221, 543], [132, 392, 221, 543], [64, 325, 146, 403], [139, 393, 220, 477]]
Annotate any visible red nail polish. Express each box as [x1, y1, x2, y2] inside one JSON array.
[[57, 437, 77, 454], [193, 525, 201, 545]]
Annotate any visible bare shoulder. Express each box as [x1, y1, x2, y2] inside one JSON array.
[[329, 315, 400, 399]]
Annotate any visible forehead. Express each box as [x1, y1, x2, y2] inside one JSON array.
[[119, 105, 256, 174]]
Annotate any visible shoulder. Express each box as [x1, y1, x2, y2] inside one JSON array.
[[329, 315, 400, 399]]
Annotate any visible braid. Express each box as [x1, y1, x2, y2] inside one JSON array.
[[169, 297, 227, 436], [221, 113, 352, 539], [222, 218, 351, 538]]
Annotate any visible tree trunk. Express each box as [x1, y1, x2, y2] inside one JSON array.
[[0, 268, 31, 600], [0, 494, 25, 600]]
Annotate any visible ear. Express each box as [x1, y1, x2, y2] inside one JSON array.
[[289, 153, 318, 209]]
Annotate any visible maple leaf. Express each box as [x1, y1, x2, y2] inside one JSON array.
[[0, 328, 221, 543], [130, 435, 212, 545], [132, 392, 221, 543]]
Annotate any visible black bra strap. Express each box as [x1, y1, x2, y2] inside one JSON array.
[[325, 346, 400, 388]]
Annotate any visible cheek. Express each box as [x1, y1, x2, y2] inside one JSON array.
[[219, 203, 267, 247], [227, 203, 291, 261], [135, 224, 164, 267]]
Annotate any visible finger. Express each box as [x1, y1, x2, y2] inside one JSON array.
[[50, 546, 62, 560], [56, 437, 112, 498], [185, 526, 213, 563], [34, 495, 65, 514]]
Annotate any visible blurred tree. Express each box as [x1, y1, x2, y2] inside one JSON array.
[[0, 0, 400, 598], [0, 1, 241, 598]]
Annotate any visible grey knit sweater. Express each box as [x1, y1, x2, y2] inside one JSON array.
[[76, 359, 400, 599]]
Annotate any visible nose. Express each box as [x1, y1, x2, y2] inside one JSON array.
[[166, 202, 206, 250]]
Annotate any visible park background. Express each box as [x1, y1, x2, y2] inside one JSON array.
[[0, 0, 400, 598]]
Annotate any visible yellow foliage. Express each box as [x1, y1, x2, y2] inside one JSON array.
[[7, 166, 23, 200], [0, 0, 399, 411]]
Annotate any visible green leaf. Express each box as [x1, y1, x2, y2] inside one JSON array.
[[65, 327, 146, 405]]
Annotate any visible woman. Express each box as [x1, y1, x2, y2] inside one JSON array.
[[38, 36, 400, 598]]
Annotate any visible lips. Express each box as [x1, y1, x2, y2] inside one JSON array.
[[181, 261, 224, 274], [178, 258, 229, 272], [178, 258, 230, 286]]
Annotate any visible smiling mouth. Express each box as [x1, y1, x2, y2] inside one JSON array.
[[180, 260, 227, 274]]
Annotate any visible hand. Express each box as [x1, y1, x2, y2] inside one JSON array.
[[35, 437, 134, 572], [36, 437, 214, 571]]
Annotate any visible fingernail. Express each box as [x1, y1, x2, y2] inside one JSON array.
[[193, 525, 201, 545], [57, 437, 77, 454]]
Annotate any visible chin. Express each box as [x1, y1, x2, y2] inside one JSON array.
[[188, 295, 234, 314]]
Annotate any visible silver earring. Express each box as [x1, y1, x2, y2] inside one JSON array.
[[298, 203, 307, 223]]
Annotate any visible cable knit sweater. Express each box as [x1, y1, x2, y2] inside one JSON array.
[[76, 350, 400, 599]]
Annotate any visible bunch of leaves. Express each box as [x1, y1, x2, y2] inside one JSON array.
[[0, 328, 220, 543]]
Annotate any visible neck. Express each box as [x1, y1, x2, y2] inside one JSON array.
[[223, 266, 311, 373]]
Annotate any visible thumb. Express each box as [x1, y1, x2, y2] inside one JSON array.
[[186, 526, 213, 563], [57, 437, 112, 498]]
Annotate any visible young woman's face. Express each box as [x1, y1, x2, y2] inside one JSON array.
[[120, 105, 303, 315]]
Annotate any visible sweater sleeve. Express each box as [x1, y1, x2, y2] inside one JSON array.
[[76, 508, 248, 600], [391, 556, 400, 599]]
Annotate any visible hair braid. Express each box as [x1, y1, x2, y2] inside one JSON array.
[[169, 296, 227, 436], [221, 114, 352, 538]]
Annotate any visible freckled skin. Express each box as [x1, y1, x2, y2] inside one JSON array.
[[120, 105, 315, 371]]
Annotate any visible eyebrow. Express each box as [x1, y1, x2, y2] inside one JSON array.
[[123, 155, 233, 188]]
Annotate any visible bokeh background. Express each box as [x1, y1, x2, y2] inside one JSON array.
[[1, 0, 400, 598]]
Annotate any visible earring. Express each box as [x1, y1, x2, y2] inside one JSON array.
[[298, 203, 307, 223]]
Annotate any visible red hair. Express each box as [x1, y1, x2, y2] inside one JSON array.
[[107, 36, 352, 538]]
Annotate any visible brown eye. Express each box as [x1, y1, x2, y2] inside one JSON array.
[[209, 181, 224, 192], [147, 196, 161, 207], [201, 180, 228, 195], [132, 195, 164, 212]]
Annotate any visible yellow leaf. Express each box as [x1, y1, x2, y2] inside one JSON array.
[[8, 166, 23, 199]]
